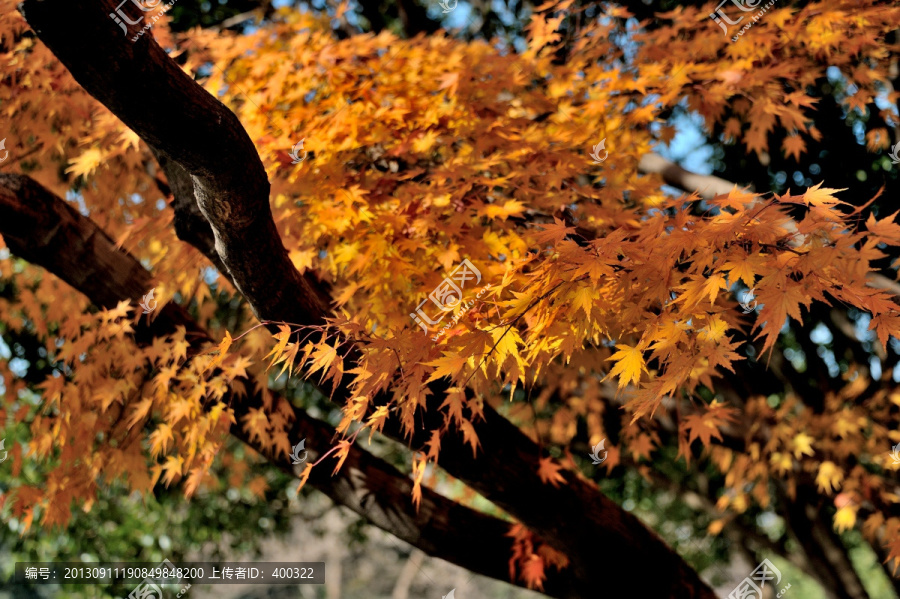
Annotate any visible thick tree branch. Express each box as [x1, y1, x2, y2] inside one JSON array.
[[149, 147, 229, 276], [0, 173, 586, 597], [778, 482, 870, 599], [19, 0, 330, 326], [638, 152, 747, 200], [396, 0, 442, 37], [559, 360, 875, 598], [357, 0, 387, 32]]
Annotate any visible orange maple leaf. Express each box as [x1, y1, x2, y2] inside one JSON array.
[[537, 457, 566, 487]]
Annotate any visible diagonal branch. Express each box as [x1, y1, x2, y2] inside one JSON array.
[[0, 173, 584, 597], [638, 152, 748, 200], [19, 0, 330, 326]]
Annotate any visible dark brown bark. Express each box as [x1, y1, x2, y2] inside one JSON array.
[[149, 147, 228, 277], [357, 0, 388, 32], [396, 0, 441, 37], [19, 0, 330, 327], [779, 483, 870, 599], [0, 173, 582, 597], [17, 3, 718, 596]]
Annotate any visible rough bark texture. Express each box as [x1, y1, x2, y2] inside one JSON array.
[[19, 0, 330, 326], [149, 147, 229, 277], [0, 173, 586, 597], [17, 2, 719, 596]]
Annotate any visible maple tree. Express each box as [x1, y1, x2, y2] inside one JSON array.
[[4, 0, 900, 597]]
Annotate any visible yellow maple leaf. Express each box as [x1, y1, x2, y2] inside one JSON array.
[[459, 419, 481, 457], [802, 182, 849, 207], [413, 130, 440, 153], [526, 13, 564, 52], [126, 397, 155, 429], [307, 342, 338, 379], [816, 461, 843, 494], [161, 455, 185, 487], [756, 284, 812, 355], [792, 432, 815, 459], [180, 467, 202, 499], [264, 325, 292, 370], [483, 200, 527, 220], [411, 452, 427, 510], [698, 317, 728, 343], [770, 452, 793, 476], [703, 273, 728, 305], [570, 286, 596, 319], [331, 440, 351, 475], [490, 326, 525, 372], [604, 344, 648, 389], [532, 218, 576, 245], [425, 354, 469, 382], [205, 330, 233, 373], [437, 72, 459, 96], [148, 424, 174, 458], [721, 258, 757, 288], [294, 463, 313, 495], [833, 504, 857, 533], [242, 407, 270, 445], [65, 147, 106, 179]]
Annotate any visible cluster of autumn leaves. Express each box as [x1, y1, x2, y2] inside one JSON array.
[[4, 0, 900, 585]]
